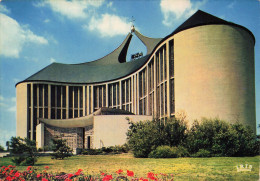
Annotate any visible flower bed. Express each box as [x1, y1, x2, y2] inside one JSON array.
[[0, 165, 174, 181]]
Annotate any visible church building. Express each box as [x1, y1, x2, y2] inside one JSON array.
[[16, 10, 256, 151]]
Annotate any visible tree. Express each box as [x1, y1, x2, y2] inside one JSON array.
[[51, 138, 72, 159], [127, 120, 161, 158], [9, 137, 37, 165], [6, 141, 10, 151], [0, 145, 4, 152]]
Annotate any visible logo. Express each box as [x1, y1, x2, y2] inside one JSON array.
[[236, 164, 252, 172]]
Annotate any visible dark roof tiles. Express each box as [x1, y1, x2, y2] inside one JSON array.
[[17, 10, 254, 86]]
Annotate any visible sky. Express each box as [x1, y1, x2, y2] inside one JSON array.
[[0, 0, 259, 148]]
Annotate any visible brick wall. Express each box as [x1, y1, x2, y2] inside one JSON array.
[[44, 125, 87, 150]]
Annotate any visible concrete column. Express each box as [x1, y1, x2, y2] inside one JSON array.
[[86, 86, 89, 115], [16, 83, 28, 139], [146, 66, 149, 115], [136, 73, 139, 115], [131, 76, 134, 113], [153, 55, 157, 118], [166, 42, 171, 118], [83, 86, 86, 116], [72, 87, 74, 118], [48, 85, 51, 119], [37, 85, 39, 124], [66, 86, 69, 118], [91, 86, 94, 113], [30, 84, 34, 140], [106, 84, 109, 108], [119, 82, 122, 109]]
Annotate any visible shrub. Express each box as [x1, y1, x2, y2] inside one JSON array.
[[176, 146, 190, 157], [128, 117, 258, 158], [83, 149, 103, 155], [186, 118, 259, 157], [148, 146, 176, 158], [127, 118, 187, 158], [231, 123, 259, 156], [127, 120, 162, 158], [162, 119, 187, 147], [83, 145, 130, 155], [9, 137, 37, 165], [192, 149, 211, 157], [51, 139, 72, 159]]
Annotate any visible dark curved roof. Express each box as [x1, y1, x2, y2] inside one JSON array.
[[16, 10, 254, 86], [170, 10, 255, 43], [25, 54, 150, 84]]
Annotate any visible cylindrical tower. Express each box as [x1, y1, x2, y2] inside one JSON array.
[[174, 24, 256, 132]]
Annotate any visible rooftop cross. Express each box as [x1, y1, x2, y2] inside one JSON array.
[[130, 16, 135, 32], [130, 16, 135, 26]]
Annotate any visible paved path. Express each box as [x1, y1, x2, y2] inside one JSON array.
[[0, 152, 10, 158]]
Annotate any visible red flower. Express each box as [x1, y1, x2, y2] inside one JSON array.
[[6, 176, 12, 181], [44, 166, 49, 170], [8, 165, 13, 168], [14, 172, 20, 177], [101, 172, 105, 176], [42, 178, 48, 181], [147, 172, 157, 180], [37, 174, 41, 178], [139, 178, 148, 181], [77, 169, 83, 173], [127, 170, 134, 177], [75, 171, 80, 176], [27, 166, 32, 171], [1, 166, 5, 168], [29, 170, 33, 174], [4, 167, 9, 171], [116, 169, 123, 174], [102, 174, 113, 181], [68, 173, 74, 178]]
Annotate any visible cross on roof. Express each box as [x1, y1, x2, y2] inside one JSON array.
[[130, 16, 135, 26]]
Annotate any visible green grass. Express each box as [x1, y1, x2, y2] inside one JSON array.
[[0, 153, 259, 180]]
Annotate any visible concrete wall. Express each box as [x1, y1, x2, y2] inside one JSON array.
[[93, 115, 152, 148], [174, 25, 256, 132], [36, 123, 44, 148], [16, 83, 28, 138]]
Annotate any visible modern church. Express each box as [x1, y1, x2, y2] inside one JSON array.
[[16, 10, 256, 151]]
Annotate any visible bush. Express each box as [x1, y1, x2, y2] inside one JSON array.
[[83, 145, 130, 155], [186, 119, 259, 157], [51, 139, 72, 159], [192, 149, 211, 157], [176, 146, 190, 157], [148, 146, 178, 158], [9, 137, 37, 165], [162, 119, 188, 147], [12, 156, 26, 165], [127, 118, 187, 158], [83, 149, 103, 155], [127, 120, 162, 158]]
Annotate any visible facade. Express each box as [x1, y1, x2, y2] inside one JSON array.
[[16, 10, 256, 150]]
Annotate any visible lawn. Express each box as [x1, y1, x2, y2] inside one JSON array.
[[0, 153, 259, 180]]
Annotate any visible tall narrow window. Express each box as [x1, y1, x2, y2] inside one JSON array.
[[169, 40, 174, 78]]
